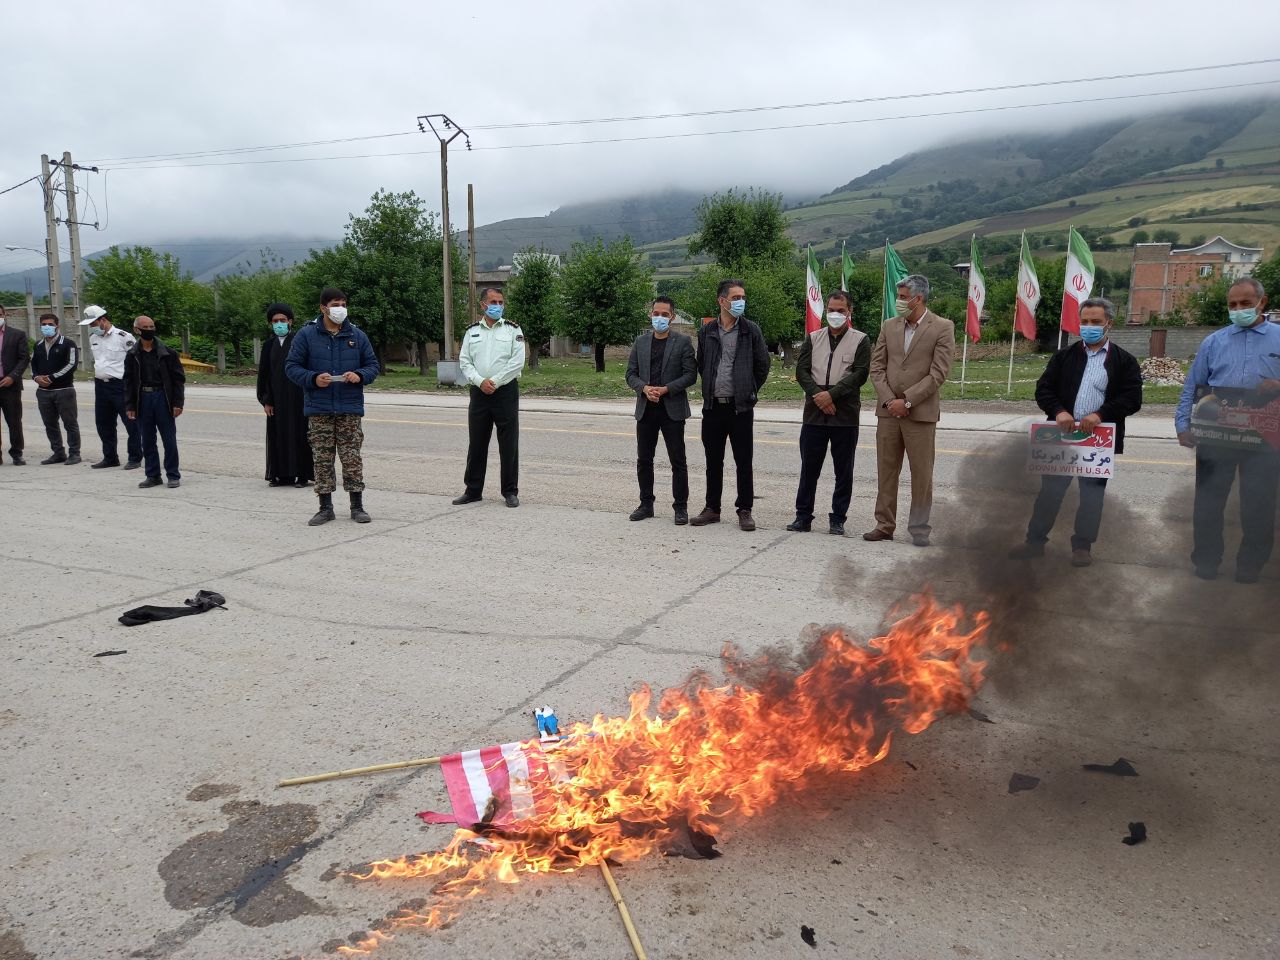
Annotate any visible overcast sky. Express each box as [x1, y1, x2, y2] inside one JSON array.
[[3, 0, 1278, 271]]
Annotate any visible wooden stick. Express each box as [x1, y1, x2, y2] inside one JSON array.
[[277, 755, 442, 787], [599, 860, 648, 960]]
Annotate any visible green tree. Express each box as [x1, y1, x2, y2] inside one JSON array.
[[1252, 252, 1280, 304], [0, 289, 26, 307], [206, 250, 298, 367], [295, 189, 462, 372], [558, 237, 654, 372], [677, 258, 804, 348], [687, 188, 793, 268], [84, 246, 209, 339], [985, 255, 1067, 345], [1130, 230, 1150, 244], [1151, 228, 1181, 244], [1187, 275, 1231, 326], [506, 247, 561, 370]]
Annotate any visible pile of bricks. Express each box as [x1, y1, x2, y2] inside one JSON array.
[[1140, 356, 1185, 385]]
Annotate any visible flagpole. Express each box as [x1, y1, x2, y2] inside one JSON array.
[[961, 336, 969, 398], [1058, 224, 1072, 350]]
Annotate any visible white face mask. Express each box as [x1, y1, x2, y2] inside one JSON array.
[[826, 311, 848, 329], [327, 306, 348, 324]]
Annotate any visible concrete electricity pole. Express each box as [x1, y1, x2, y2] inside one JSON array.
[[39, 154, 63, 316], [467, 183, 477, 329], [417, 114, 470, 361]]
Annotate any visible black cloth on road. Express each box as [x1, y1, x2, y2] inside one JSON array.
[[119, 590, 226, 627]]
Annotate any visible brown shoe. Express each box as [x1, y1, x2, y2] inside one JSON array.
[[737, 510, 756, 532], [862, 529, 893, 542], [1071, 548, 1092, 567], [689, 508, 720, 527]]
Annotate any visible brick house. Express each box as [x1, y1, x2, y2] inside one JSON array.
[[1126, 236, 1264, 325]]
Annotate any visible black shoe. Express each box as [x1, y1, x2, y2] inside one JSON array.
[[828, 521, 845, 536], [1193, 565, 1218, 581], [91, 458, 121, 469], [504, 494, 520, 508], [452, 492, 482, 505], [674, 508, 689, 526], [785, 519, 811, 532], [350, 492, 371, 523], [912, 535, 930, 547], [167, 478, 180, 489], [138, 476, 163, 488], [65, 454, 81, 465], [269, 479, 284, 487], [1070, 548, 1092, 568], [1235, 569, 1260, 584], [294, 480, 307, 488], [309, 493, 336, 526], [10, 456, 24, 466], [123, 460, 142, 471], [629, 505, 654, 521], [41, 453, 67, 465]]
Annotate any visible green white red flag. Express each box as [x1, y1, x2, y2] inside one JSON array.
[[1014, 232, 1040, 340], [1060, 227, 1095, 336], [805, 245, 823, 335], [965, 234, 985, 344]]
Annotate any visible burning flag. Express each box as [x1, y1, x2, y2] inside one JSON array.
[[337, 595, 989, 955], [417, 740, 567, 828]]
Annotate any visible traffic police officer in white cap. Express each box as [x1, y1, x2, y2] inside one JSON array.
[[80, 304, 142, 469], [452, 287, 526, 507]]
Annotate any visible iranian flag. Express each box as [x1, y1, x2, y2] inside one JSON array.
[[1014, 232, 1040, 341], [841, 241, 855, 293], [1060, 227, 1095, 336], [966, 234, 985, 343], [805, 245, 823, 334]]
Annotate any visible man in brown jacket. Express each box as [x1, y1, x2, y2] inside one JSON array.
[[864, 275, 955, 546]]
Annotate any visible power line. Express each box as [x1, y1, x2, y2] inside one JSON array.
[[469, 57, 1280, 130], [0, 175, 42, 197], [103, 79, 1280, 170], [85, 58, 1279, 168]]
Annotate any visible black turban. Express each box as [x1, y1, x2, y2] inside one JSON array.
[[265, 302, 294, 321]]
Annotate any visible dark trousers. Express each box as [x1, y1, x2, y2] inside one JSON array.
[[1026, 475, 1109, 551], [138, 390, 180, 480], [464, 381, 519, 497], [636, 403, 688, 510], [37, 387, 80, 456], [701, 402, 754, 513], [0, 386, 22, 459], [795, 423, 858, 524], [95, 378, 141, 463], [1192, 445, 1280, 575]]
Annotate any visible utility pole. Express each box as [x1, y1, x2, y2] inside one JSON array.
[[60, 151, 88, 366], [467, 183, 477, 329], [40, 154, 63, 317], [417, 114, 469, 361]]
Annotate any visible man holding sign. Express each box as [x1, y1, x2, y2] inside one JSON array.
[[1010, 298, 1141, 566], [1175, 278, 1280, 583]]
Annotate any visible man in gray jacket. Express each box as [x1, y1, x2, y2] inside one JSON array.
[[625, 296, 698, 524]]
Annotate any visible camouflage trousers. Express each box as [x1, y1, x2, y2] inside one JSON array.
[[308, 413, 365, 495]]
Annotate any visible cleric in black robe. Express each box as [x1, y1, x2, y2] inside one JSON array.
[[256, 303, 314, 486]]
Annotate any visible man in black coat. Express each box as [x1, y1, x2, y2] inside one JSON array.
[[123, 315, 186, 489], [256, 303, 314, 487], [1009, 297, 1142, 566], [624, 295, 698, 524], [690, 279, 771, 531], [0, 304, 30, 464]]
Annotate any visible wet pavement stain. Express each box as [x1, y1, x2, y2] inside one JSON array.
[[157, 799, 322, 927], [185, 782, 240, 802], [0, 930, 36, 960]]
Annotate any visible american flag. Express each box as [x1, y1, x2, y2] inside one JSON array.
[[417, 740, 567, 828]]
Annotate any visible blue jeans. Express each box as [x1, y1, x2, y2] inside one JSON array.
[[139, 390, 180, 480], [95, 378, 141, 463]]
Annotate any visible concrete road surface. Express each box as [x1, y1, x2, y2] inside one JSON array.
[[1, 384, 1275, 960]]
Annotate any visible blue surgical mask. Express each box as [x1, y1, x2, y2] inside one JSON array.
[[1079, 326, 1106, 345], [1229, 307, 1258, 328], [728, 299, 746, 318], [272, 321, 289, 336], [651, 315, 670, 333], [40, 324, 56, 337], [485, 304, 504, 321]]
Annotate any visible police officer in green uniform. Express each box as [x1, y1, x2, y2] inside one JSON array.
[[453, 287, 527, 507]]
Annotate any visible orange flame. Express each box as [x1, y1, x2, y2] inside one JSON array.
[[336, 594, 987, 954]]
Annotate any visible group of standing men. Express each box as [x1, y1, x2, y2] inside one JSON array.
[[0, 302, 184, 486]]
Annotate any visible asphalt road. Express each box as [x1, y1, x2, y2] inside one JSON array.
[[1, 384, 1274, 960]]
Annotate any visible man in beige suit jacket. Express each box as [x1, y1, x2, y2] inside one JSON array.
[[864, 274, 955, 546]]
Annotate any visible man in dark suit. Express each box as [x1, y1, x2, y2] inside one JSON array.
[[624, 296, 698, 524], [1009, 297, 1142, 566], [0, 304, 31, 465], [691, 279, 771, 531]]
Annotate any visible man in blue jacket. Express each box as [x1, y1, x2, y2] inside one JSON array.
[[285, 288, 379, 525]]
